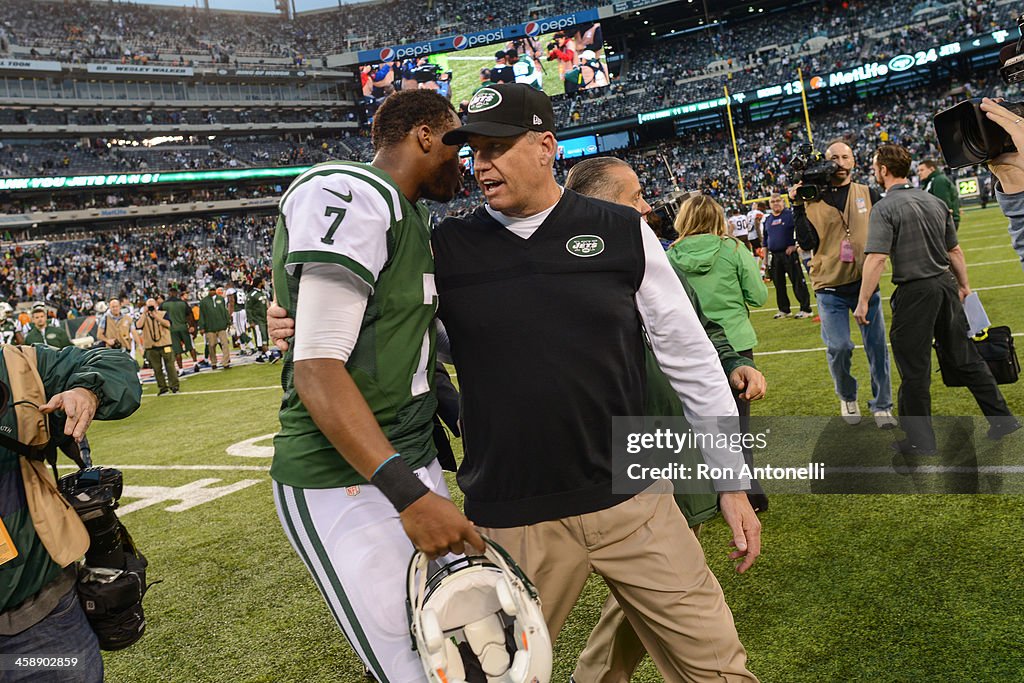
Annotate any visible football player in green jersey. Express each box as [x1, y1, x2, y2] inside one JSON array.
[[270, 89, 482, 683], [245, 277, 272, 363], [0, 303, 24, 346]]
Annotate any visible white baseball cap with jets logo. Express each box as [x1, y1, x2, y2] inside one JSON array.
[[443, 83, 556, 145]]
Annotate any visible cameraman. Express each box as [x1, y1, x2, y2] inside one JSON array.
[[0, 345, 142, 682], [789, 140, 896, 428], [136, 297, 179, 396], [980, 97, 1024, 271]]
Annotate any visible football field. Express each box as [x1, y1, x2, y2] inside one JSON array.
[[94, 205, 1024, 682]]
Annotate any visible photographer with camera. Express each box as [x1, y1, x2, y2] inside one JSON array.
[[980, 97, 1024, 271], [96, 299, 133, 353], [136, 297, 179, 396], [0, 344, 142, 682], [789, 140, 896, 428]]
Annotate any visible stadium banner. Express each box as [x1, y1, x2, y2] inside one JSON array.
[[215, 68, 308, 78], [86, 63, 195, 76], [0, 166, 311, 192], [636, 29, 1017, 125], [354, 8, 600, 64], [0, 58, 62, 73], [0, 197, 281, 229]]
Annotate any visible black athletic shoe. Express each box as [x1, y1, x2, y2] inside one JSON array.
[[987, 418, 1021, 440], [171, 387, 180, 394], [158, 388, 170, 396], [889, 439, 937, 456]]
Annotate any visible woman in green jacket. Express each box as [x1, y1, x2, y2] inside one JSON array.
[[667, 194, 769, 509]]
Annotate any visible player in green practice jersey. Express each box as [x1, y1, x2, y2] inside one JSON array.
[[244, 277, 272, 363], [270, 89, 482, 683]]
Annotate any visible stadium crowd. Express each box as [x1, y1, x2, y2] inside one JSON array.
[[0, 0, 595, 64], [0, 215, 275, 314], [552, 0, 1019, 127]]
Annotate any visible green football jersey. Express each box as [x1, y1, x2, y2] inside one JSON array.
[[270, 161, 438, 489], [0, 320, 17, 345], [245, 289, 269, 324]]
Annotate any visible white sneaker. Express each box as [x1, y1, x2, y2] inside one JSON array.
[[773, 311, 790, 319], [873, 409, 898, 429], [794, 311, 813, 319], [840, 399, 862, 425]]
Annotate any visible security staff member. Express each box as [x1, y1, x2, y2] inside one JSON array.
[[855, 144, 1018, 453], [0, 345, 142, 683], [763, 193, 813, 318], [790, 140, 896, 428]]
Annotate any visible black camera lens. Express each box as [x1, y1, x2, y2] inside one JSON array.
[[934, 99, 1024, 168]]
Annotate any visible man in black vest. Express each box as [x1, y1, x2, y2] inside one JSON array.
[[265, 87, 763, 681], [434, 84, 760, 682]]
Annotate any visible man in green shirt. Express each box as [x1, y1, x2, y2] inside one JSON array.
[[918, 159, 961, 229], [197, 285, 231, 370], [244, 277, 271, 363], [0, 345, 141, 680], [23, 306, 72, 349], [160, 285, 198, 372]]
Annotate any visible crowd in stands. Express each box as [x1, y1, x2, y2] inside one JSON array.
[[0, 0, 594, 65], [0, 215, 275, 314], [552, 0, 1019, 127], [0, 131, 373, 179]]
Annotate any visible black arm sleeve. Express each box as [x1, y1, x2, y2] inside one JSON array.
[[793, 204, 820, 252]]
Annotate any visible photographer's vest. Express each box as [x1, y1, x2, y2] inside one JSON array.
[[0, 346, 89, 629], [102, 314, 133, 350], [804, 183, 873, 291], [6, 346, 90, 566]]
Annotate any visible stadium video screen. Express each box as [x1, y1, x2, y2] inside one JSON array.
[[359, 21, 608, 116]]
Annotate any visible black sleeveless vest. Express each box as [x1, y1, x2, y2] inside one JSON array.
[[433, 190, 647, 527]]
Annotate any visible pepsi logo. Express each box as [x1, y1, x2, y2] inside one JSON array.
[[525, 22, 540, 36], [379, 47, 395, 61], [453, 35, 469, 50]]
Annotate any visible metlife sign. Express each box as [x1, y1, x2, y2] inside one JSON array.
[[355, 8, 599, 64], [636, 29, 1016, 126]]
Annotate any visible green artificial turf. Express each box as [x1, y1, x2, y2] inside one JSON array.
[[93, 206, 1024, 682]]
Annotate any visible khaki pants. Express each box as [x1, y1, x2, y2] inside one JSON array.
[[576, 526, 708, 682], [481, 483, 756, 683], [145, 347, 179, 391], [204, 329, 231, 367]]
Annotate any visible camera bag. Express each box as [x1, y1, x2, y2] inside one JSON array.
[[935, 325, 1020, 386]]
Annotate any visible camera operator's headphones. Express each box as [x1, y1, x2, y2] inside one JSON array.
[[407, 537, 552, 683]]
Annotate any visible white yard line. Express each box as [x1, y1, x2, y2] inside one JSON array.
[[56, 464, 271, 471], [142, 385, 280, 398], [758, 331, 1024, 356]]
